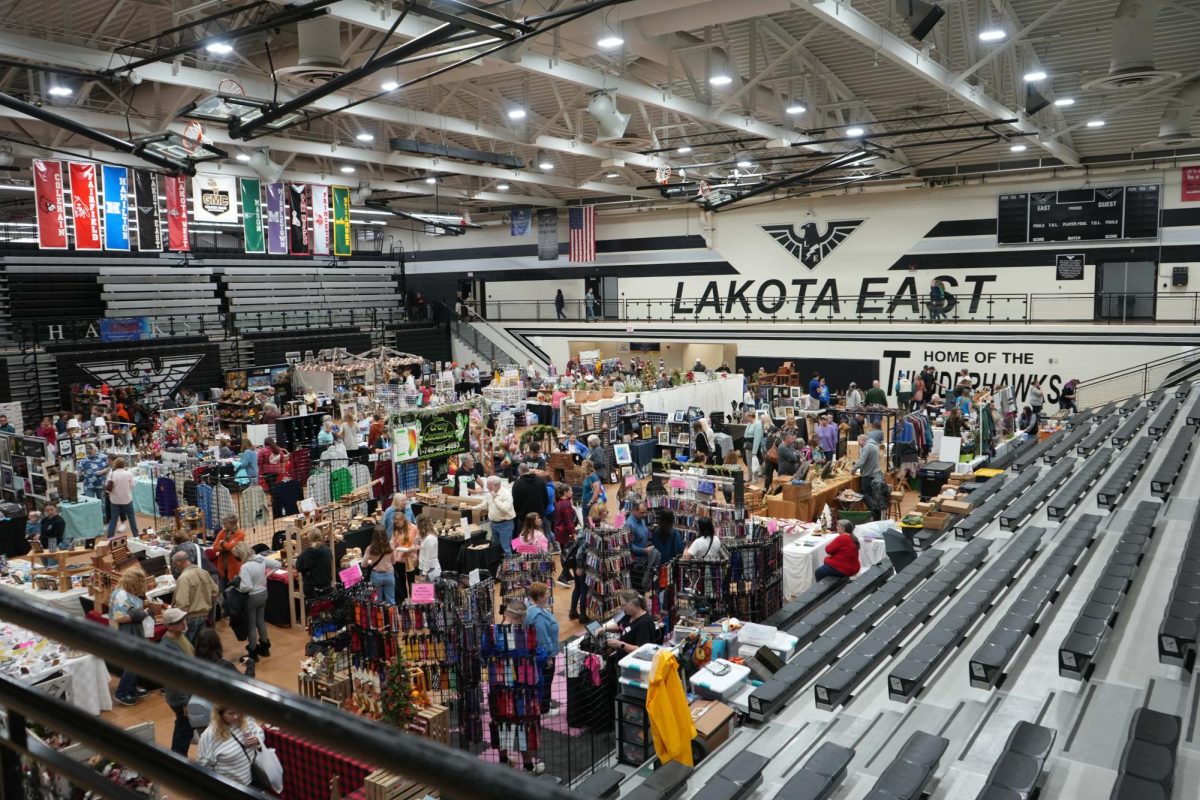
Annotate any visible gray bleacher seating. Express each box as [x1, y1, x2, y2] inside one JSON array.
[[1045, 427, 1090, 465], [1013, 433, 1060, 473], [773, 742, 854, 800], [815, 540, 991, 709], [787, 564, 893, 648], [889, 528, 1044, 702], [578, 768, 624, 799], [1046, 448, 1113, 521], [763, 577, 843, 630], [1146, 398, 1180, 438], [1175, 382, 1194, 402], [1118, 396, 1141, 415], [1145, 387, 1167, 409], [1065, 409, 1093, 430], [1187, 394, 1200, 427], [1076, 416, 1120, 455], [1111, 406, 1149, 447], [1149, 425, 1197, 499], [999, 459, 1075, 531], [956, 467, 1041, 540], [1108, 708, 1181, 800], [624, 760, 692, 800], [689, 753, 768, 800], [861, 731, 948, 800], [969, 515, 1101, 689], [1158, 504, 1200, 670], [1096, 438, 1154, 509], [986, 435, 1032, 471], [975, 722, 1056, 800], [749, 551, 942, 722], [1060, 502, 1159, 680]]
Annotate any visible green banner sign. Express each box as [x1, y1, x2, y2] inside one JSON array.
[[405, 409, 468, 461], [240, 178, 265, 253], [332, 185, 351, 256]]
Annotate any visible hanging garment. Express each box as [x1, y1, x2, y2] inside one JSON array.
[[155, 477, 179, 518], [647, 649, 695, 768], [272, 479, 303, 518], [349, 462, 371, 491], [330, 468, 353, 501], [306, 469, 332, 506], [238, 485, 268, 530], [182, 479, 199, 508], [372, 460, 393, 501], [290, 449, 312, 486], [196, 483, 216, 532]]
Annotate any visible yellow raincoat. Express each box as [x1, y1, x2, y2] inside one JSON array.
[[646, 649, 696, 767]]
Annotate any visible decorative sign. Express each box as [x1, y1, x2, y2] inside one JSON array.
[[33, 159, 68, 250], [99, 317, 150, 343], [536, 208, 558, 261], [392, 423, 420, 461], [133, 170, 163, 252], [191, 174, 236, 223], [266, 182, 287, 254], [311, 184, 330, 255], [1183, 167, 1200, 202], [165, 175, 190, 252], [287, 183, 311, 255], [339, 563, 363, 588], [411, 582, 435, 604], [404, 410, 469, 461], [510, 206, 531, 236], [997, 184, 1160, 244], [1055, 253, 1085, 281], [68, 162, 101, 251], [240, 178, 264, 254], [101, 165, 130, 251], [332, 185, 352, 256]]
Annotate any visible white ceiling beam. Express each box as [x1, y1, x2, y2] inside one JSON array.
[[794, 0, 1081, 166]]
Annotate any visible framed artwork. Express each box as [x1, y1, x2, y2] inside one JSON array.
[[0, 436, 9, 464], [641, 423, 652, 439], [673, 410, 685, 423], [658, 432, 670, 444], [58, 439, 72, 456], [677, 433, 691, 446], [620, 465, 634, 478], [74, 444, 87, 460], [790, 387, 801, 398], [1, 467, 11, 488], [613, 443, 632, 465]]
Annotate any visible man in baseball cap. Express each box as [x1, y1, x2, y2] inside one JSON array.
[[159, 606, 196, 755]]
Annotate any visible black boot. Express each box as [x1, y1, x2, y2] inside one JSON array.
[[241, 645, 258, 664], [257, 641, 271, 658]]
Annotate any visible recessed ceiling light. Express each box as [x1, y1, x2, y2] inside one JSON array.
[[507, 108, 527, 120], [597, 35, 624, 49], [496, 183, 510, 191], [605, 172, 619, 179], [709, 74, 733, 87], [785, 103, 807, 115], [1023, 70, 1047, 82], [355, 132, 374, 142], [235, 153, 251, 162], [47, 86, 72, 97], [1054, 97, 1075, 107], [845, 127, 865, 137], [539, 158, 554, 170], [425, 176, 437, 184], [978, 29, 1006, 42], [205, 42, 233, 55], [381, 80, 399, 92], [340, 165, 355, 174], [1086, 119, 1106, 128], [736, 158, 753, 168], [676, 145, 692, 154], [1010, 144, 1027, 152]]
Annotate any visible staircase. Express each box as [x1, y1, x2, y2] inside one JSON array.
[[446, 304, 548, 371], [1077, 348, 1200, 408]]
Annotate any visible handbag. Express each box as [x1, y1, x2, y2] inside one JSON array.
[[237, 735, 283, 793], [766, 443, 779, 465], [105, 479, 115, 494], [362, 553, 382, 583]]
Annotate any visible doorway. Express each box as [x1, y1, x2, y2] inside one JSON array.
[[584, 277, 619, 320], [457, 279, 487, 319], [1095, 261, 1155, 321]]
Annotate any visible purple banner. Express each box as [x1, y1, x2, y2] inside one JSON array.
[[266, 182, 287, 254]]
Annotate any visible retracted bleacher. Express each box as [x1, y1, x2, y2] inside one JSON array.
[[1108, 708, 1181, 800], [1012, 433, 1061, 473], [1096, 438, 1154, 510], [1111, 407, 1149, 447], [1149, 425, 1197, 499], [860, 731, 948, 800], [1146, 398, 1180, 438], [889, 527, 1044, 702], [956, 467, 1041, 540], [687, 752, 768, 800], [1175, 381, 1194, 401], [1186, 394, 1200, 426], [1044, 428, 1091, 466], [1065, 408, 1093, 430], [771, 743, 853, 800], [1118, 396, 1141, 415], [1076, 416, 1120, 456], [1157, 502, 1200, 671], [999, 458, 1075, 531], [787, 564, 893, 650], [974, 722, 1056, 800], [969, 515, 1102, 689], [1046, 448, 1113, 521], [762, 577, 843, 631], [1059, 502, 1160, 680], [1144, 386, 1168, 410]]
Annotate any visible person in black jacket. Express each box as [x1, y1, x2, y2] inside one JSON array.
[[294, 530, 333, 597], [40, 503, 66, 566], [511, 464, 549, 525]]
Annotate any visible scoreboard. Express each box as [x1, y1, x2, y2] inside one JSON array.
[[997, 184, 1160, 244]]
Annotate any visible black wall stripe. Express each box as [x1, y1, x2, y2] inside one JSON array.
[[924, 219, 997, 238], [1162, 208, 1200, 228], [409, 234, 708, 263], [889, 244, 1200, 271], [432, 260, 737, 282]]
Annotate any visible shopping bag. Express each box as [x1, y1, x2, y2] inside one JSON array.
[[256, 747, 285, 794]]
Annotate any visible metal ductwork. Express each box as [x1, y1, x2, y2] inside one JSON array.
[[273, 17, 347, 87], [587, 91, 631, 141], [1083, 0, 1177, 91], [1148, 78, 1200, 146]]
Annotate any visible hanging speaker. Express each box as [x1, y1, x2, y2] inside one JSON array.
[[897, 0, 946, 42], [1024, 85, 1051, 115]]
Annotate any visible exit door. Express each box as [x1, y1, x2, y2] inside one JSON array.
[[1096, 261, 1155, 321], [584, 277, 619, 319]]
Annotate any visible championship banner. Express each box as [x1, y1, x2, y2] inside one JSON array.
[[101, 165, 130, 251], [287, 183, 311, 255], [133, 170, 163, 252], [191, 174, 236, 223], [239, 178, 264, 254], [266, 182, 288, 254], [510, 206, 531, 236], [165, 175, 190, 252], [33, 159, 68, 250], [310, 184, 330, 255], [332, 185, 352, 256], [68, 163, 101, 250]]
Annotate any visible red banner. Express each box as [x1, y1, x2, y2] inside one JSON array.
[[165, 175, 190, 252], [33, 159, 68, 249], [68, 162, 102, 250], [1183, 167, 1200, 203]]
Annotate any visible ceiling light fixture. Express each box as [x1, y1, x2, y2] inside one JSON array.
[[381, 80, 399, 92], [676, 145, 692, 154], [425, 176, 438, 184], [597, 35, 624, 49], [1054, 97, 1075, 106], [47, 86, 72, 97], [496, 183, 510, 191], [785, 102, 807, 115], [205, 42, 234, 55], [1086, 119, 1106, 128], [235, 153, 251, 162], [355, 132, 374, 142], [1023, 70, 1047, 82], [507, 108, 527, 121], [605, 172, 619, 179], [736, 157, 753, 168], [978, 29, 1006, 42], [845, 126, 865, 137], [709, 73, 733, 87], [536, 150, 554, 170], [340, 165, 355, 174], [1010, 144, 1027, 152]]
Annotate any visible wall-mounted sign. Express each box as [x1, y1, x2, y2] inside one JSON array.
[[1055, 253, 1085, 281], [1183, 167, 1200, 202]]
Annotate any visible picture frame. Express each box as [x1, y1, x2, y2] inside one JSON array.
[[1, 467, 11, 488], [613, 443, 632, 465], [620, 465, 634, 478], [640, 423, 652, 439], [677, 433, 691, 446], [0, 436, 9, 464], [658, 432, 670, 445], [789, 386, 801, 399], [673, 410, 685, 423], [58, 439, 72, 456]]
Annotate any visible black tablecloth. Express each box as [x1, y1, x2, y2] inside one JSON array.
[[455, 541, 504, 580], [526, 403, 552, 426], [266, 576, 292, 627], [438, 531, 488, 572], [630, 440, 656, 469], [0, 515, 29, 557]]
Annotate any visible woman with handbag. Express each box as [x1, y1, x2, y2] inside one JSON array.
[[110, 567, 158, 706], [197, 706, 280, 791], [761, 425, 780, 489], [361, 526, 396, 606], [105, 457, 138, 537]]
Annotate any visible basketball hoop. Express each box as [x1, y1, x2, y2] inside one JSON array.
[[217, 79, 246, 96], [181, 120, 206, 156], [697, 180, 711, 198], [655, 164, 672, 184]]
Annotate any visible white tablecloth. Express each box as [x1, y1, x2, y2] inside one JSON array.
[[578, 376, 746, 417], [62, 654, 113, 715], [0, 579, 89, 617], [781, 534, 886, 598]]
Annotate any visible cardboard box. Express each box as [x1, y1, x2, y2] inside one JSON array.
[[782, 482, 812, 502], [913, 502, 934, 513], [690, 700, 734, 750], [923, 511, 951, 531], [940, 500, 973, 515], [548, 452, 575, 470], [766, 497, 799, 519]]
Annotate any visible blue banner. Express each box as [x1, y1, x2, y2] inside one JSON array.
[[101, 165, 130, 251], [99, 317, 149, 342], [510, 206, 531, 236]]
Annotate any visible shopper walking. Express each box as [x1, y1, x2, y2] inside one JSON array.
[[78, 443, 108, 501], [159, 607, 196, 756], [105, 457, 138, 536], [361, 526, 396, 606], [816, 415, 839, 462], [760, 424, 780, 488], [512, 463, 548, 523], [845, 382, 864, 411], [483, 476, 517, 554], [743, 411, 763, 480], [554, 289, 566, 320], [551, 483, 577, 585], [172, 549, 219, 643], [585, 288, 596, 321], [232, 542, 278, 660], [197, 707, 267, 787], [928, 279, 947, 321], [894, 372, 913, 410], [853, 435, 887, 521], [416, 516, 442, 582], [237, 438, 258, 486], [110, 567, 156, 706]]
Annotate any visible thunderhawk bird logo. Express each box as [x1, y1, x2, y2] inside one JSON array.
[[761, 220, 864, 270], [77, 355, 203, 405]]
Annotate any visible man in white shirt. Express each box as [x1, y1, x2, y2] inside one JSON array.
[[483, 476, 517, 553]]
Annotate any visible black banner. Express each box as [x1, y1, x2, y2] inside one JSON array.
[[536, 208, 558, 261], [133, 170, 163, 252], [288, 183, 310, 255], [403, 408, 469, 461], [48, 338, 221, 409], [1055, 253, 1085, 281]]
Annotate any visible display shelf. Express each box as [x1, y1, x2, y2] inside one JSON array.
[[579, 524, 632, 621]]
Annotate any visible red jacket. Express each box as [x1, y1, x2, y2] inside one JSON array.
[[823, 533, 862, 577], [552, 497, 577, 548]]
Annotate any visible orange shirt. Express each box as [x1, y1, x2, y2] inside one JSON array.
[[212, 527, 245, 582]]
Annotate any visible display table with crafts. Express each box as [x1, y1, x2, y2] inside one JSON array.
[[59, 496, 104, 541], [0, 623, 113, 715], [797, 475, 860, 522], [575, 376, 746, 417], [781, 532, 886, 598]]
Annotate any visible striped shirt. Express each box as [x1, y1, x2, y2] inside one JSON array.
[[197, 719, 264, 786]]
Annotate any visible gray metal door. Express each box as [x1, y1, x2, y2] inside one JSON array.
[[602, 276, 619, 319], [1097, 261, 1156, 320]]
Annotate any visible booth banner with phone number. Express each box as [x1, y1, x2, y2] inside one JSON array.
[[401, 410, 468, 461]]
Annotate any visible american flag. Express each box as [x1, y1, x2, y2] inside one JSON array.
[[568, 205, 596, 262]]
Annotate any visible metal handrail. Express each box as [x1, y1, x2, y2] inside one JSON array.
[[0, 593, 572, 800]]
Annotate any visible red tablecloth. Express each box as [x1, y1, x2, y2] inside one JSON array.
[[264, 727, 374, 800]]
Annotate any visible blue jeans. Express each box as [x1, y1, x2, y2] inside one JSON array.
[[370, 569, 396, 605], [814, 564, 846, 581], [492, 518, 515, 554], [107, 502, 138, 536], [552, 408, 560, 428]]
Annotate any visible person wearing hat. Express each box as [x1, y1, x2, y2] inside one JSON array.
[[159, 607, 196, 755], [78, 443, 109, 501]]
